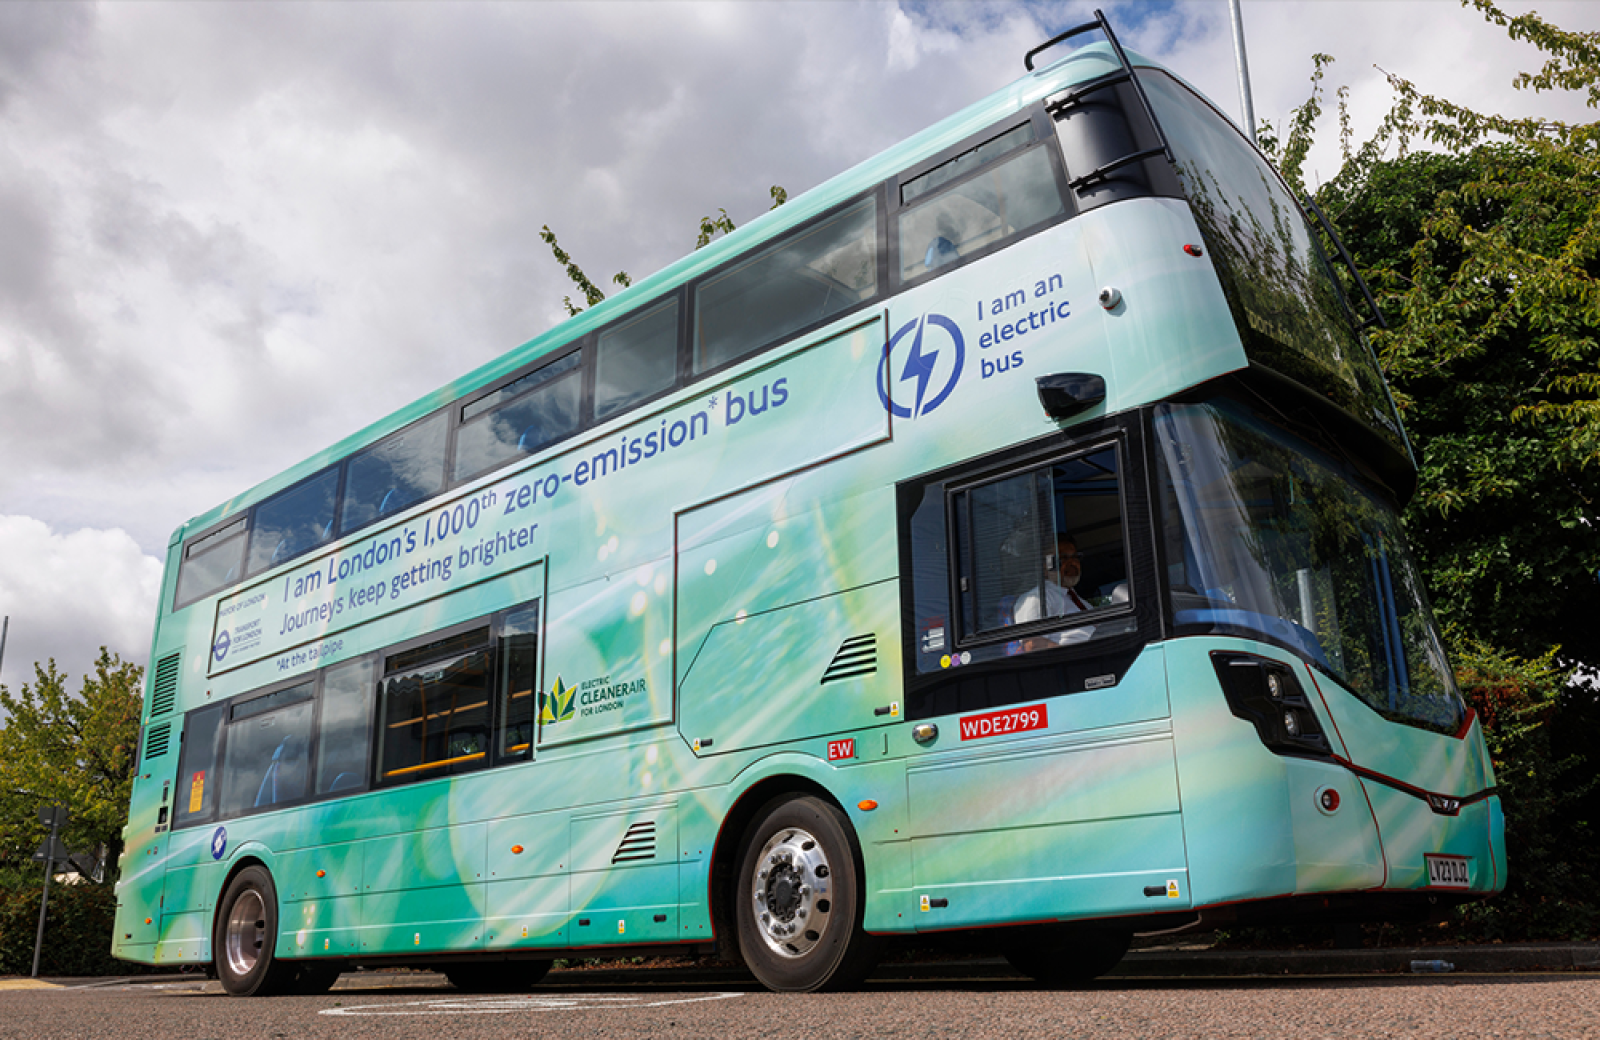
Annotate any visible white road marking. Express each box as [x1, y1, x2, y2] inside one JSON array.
[[320, 992, 744, 1016]]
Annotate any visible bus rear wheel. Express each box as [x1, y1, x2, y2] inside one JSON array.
[[214, 865, 296, 996], [1004, 928, 1131, 987], [734, 794, 879, 992], [444, 959, 553, 993]]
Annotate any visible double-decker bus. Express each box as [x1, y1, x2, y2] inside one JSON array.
[[114, 13, 1503, 995]]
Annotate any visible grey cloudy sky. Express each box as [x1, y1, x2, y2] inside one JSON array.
[[0, 0, 1595, 690]]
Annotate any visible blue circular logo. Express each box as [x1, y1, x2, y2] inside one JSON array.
[[212, 630, 231, 663], [877, 313, 965, 419], [211, 826, 228, 861]]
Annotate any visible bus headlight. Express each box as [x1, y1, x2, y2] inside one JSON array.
[[1210, 652, 1332, 757]]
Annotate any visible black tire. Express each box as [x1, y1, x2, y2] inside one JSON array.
[[287, 963, 342, 995], [445, 959, 554, 993], [213, 865, 296, 996], [734, 793, 879, 992], [1004, 928, 1131, 987]]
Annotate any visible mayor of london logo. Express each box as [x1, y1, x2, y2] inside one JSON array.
[[877, 313, 965, 419], [212, 629, 231, 663]]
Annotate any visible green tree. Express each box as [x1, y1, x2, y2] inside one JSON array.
[[1255, 1, 1600, 941], [542, 185, 788, 317], [1264, 0, 1600, 674], [0, 651, 143, 873]]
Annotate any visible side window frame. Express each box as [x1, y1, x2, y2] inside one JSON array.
[[216, 675, 319, 821], [687, 187, 888, 380], [888, 105, 1074, 291], [373, 619, 498, 788], [947, 438, 1133, 651], [452, 344, 587, 485], [896, 414, 1162, 720]]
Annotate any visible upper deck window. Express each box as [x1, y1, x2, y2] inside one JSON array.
[[1137, 70, 1405, 456], [341, 411, 448, 533], [246, 468, 340, 578], [175, 517, 248, 608], [898, 132, 1066, 283], [694, 196, 879, 374], [453, 351, 582, 481], [595, 297, 679, 420]]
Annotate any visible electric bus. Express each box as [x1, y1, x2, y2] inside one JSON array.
[[114, 13, 1503, 994]]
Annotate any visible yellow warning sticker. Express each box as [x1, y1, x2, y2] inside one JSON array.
[[188, 771, 205, 814], [1166, 880, 1180, 899]]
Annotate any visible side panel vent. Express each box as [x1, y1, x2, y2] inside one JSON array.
[[612, 821, 657, 864], [144, 723, 172, 760], [821, 634, 877, 685], [149, 653, 181, 718]]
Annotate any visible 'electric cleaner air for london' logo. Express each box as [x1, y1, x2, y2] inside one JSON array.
[[540, 676, 577, 725], [877, 313, 965, 419]]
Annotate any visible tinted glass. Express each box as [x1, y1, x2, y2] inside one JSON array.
[[953, 447, 1126, 649], [341, 412, 448, 534], [899, 146, 1065, 281], [176, 519, 247, 606], [900, 122, 1034, 204], [247, 468, 340, 576], [497, 605, 539, 762], [218, 690, 314, 816], [595, 299, 679, 419], [1154, 398, 1462, 733], [1139, 71, 1405, 456], [316, 657, 375, 795], [173, 702, 227, 827], [453, 357, 582, 480], [695, 197, 878, 373], [377, 647, 492, 784]]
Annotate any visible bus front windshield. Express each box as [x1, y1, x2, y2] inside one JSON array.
[[1154, 397, 1463, 735]]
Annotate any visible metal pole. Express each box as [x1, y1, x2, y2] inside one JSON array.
[[1228, 0, 1258, 146], [32, 808, 61, 978], [0, 615, 9, 681]]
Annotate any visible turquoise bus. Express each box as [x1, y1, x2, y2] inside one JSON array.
[[114, 14, 1503, 995]]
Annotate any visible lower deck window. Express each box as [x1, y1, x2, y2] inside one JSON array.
[[952, 445, 1128, 649], [219, 685, 314, 816], [378, 636, 493, 783]]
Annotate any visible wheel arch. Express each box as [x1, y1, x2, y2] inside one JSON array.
[[209, 851, 276, 965], [708, 771, 853, 960]]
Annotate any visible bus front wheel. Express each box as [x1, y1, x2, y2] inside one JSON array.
[[214, 865, 296, 996], [734, 793, 879, 992]]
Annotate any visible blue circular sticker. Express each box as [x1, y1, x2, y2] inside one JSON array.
[[211, 826, 227, 861], [212, 630, 231, 663]]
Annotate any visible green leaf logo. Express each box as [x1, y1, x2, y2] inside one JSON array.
[[540, 675, 576, 725]]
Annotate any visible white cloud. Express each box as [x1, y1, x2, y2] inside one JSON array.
[[0, 0, 1594, 686], [0, 516, 162, 688]]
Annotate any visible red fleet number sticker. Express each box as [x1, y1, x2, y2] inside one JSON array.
[[828, 739, 855, 761], [959, 704, 1048, 741]]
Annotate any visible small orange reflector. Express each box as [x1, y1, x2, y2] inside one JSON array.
[[1183, 243, 1204, 257], [857, 800, 878, 811], [144, 918, 152, 925], [511, 845, 525, 854], [316, 870, 326, 878]]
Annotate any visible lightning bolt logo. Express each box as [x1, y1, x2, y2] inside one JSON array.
[[878, 312, 966, 420], [900, 316, 938, 418]]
